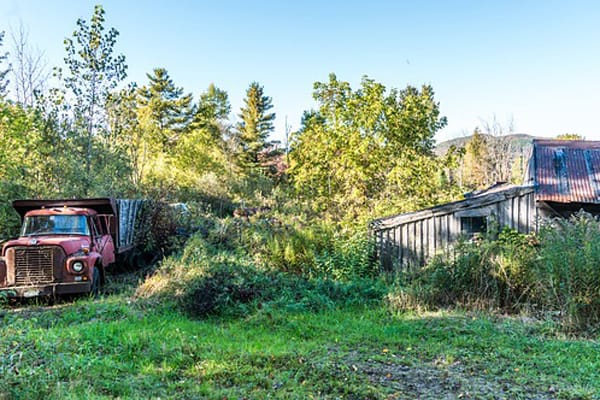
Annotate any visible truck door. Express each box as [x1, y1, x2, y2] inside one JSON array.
[[92, 216, 115, 266]]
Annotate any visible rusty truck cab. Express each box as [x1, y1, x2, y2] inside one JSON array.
[[0, 199, 118, 298]]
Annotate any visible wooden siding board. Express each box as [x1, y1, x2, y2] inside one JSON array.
[[395, 227, 401, 264], [511, 197, 517, 229], [495, 201, 501, 227], [436, 216, 443, 254], [428, 217, 436, 261], [377, 231, 384, 269], [445, 214, 451, 250], [415, 221, 421, 266], [498, 201, 509, 227], [519, 195, 527, 233], [390, 227, 396, 268], [406, 222, 413, 267], [406, 223, 412, 268], [402, 224, 409, 269], [451, 214, 459, 243], [523, 195, 528, 232], [420, 220, 426, 262], [531, 193, 538, 231], [383, 229, 390, 269]]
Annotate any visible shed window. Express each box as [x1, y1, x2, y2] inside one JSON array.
[[461, 216, 487, 237]]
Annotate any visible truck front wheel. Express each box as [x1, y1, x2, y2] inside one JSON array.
[[91, 267, 102, 297]]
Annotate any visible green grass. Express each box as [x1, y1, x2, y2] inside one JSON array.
[[1, 294, 599, 399]]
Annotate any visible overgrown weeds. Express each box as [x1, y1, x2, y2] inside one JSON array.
[[137, 212, 384, 318], [388, 212, 600, 334], [535, 215, 600, 332]]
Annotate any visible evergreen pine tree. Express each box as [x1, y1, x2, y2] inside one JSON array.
[[194, 83, 230, 140], [137, 67, 193, 147], [235, 82, 276, 174]]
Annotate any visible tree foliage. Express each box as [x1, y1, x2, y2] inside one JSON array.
[[235, 82, 277, 174], [556, 133, 584, 140], [0, 5, 469, 239], [461, 129, 489, 189], [63, 4, 127, 193], [137, 68, 193, 148], [194, 83, 230, 139], [458, 118, 517, 189], [290, 74, 457, 223], [0, 102, 59, 236]]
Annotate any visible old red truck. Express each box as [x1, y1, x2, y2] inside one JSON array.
[[0, 198, 144, 298]]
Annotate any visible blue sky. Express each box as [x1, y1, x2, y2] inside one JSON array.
[[1, 0, 599, 143]]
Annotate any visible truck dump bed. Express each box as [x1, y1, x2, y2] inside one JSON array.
[[115, 199, 145, 253]]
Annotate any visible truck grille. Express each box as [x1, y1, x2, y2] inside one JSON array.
[[15, 246, 55, 285]]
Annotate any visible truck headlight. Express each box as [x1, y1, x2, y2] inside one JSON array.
[[72, 261, 84, 273]]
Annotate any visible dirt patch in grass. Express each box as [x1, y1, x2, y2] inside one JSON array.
[[337, 350, 562, 400]]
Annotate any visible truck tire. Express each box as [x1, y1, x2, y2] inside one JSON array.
[[91, 267, 101, 297]]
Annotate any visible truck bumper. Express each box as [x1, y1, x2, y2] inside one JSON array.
[[0, 282, 92, 298]]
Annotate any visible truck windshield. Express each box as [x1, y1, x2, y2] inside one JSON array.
[[21, 215, 90, 236]]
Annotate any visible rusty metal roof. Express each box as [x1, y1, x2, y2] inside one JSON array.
[[531, 139, 600, 203]]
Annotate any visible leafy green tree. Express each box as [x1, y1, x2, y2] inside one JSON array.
[[461, 128, 490, 189], [173, 84, 233, 201], [0, 31, 10, 98], [105, 84, 147, 191], [0, 101, 70, 236], [137, 68, 193, 148], [290, 74, 454, 223], [458, 118, 518, 190], [235, 82, 277, 175], [63, 4, 127, 193]]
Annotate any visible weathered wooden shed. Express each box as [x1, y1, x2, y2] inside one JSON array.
[[371, 139, 600, 271], [371, 184, 536, 270]]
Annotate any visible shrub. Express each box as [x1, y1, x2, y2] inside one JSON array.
[[389, 227, 538, 313], [389, 214, 600, 333], [137, 228, 386, 319], [182, 263, 386, 319], [194, 210, 378, 282], [183, 263, 264, 318], [312, 231, 377, 280], [259, 222, 377, 280]]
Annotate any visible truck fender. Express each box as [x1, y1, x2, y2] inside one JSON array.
[[86, 254, 105, 286], [86, 252, 102, 270]]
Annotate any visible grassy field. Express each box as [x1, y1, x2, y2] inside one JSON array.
[[1, 286, 599, 400]]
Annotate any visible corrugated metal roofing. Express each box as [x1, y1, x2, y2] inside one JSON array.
[[533, 139, 600, 203]]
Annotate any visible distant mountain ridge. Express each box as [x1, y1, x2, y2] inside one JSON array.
[[435, 133, 536, 156]]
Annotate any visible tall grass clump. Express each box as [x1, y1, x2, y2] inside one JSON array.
[[204, 212, 378, 281], [535, 213, 600, 332], [388, 226, 537, 313], [263, 224, 377, 281]]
